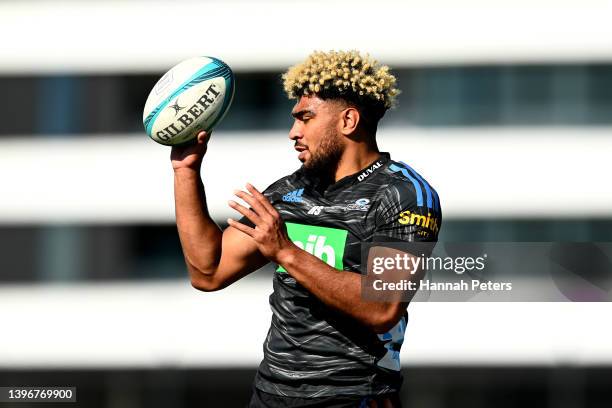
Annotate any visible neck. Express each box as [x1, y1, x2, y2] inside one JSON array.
[[334, 140, 380, 182]]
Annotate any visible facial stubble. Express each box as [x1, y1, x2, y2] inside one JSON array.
[[303, 128, 345, 179]]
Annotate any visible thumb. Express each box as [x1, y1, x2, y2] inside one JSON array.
[[196, 130, 212, 145]]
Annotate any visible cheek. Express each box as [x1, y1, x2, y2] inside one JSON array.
[[304, 118, 334, 151], [311, 135, 327, 154], [303, 125, 320, 149]]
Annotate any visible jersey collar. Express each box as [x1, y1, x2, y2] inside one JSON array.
[[323, 152, 391, 195]]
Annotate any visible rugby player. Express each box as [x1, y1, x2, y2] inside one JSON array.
[[171, 50, 442, 407]]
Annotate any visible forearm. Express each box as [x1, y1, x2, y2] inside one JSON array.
[[278, 246, 400, 332], [174, 167, 222, 275]]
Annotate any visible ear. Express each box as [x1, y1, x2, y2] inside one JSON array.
[[339, 107, 360, 136]]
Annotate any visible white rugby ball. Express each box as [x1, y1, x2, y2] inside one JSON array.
[[143, 56, 235, 146]]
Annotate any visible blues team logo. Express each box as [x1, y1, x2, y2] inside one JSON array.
[[345, 198, 370, 211]]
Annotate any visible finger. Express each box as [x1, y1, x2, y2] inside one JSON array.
[[227, 218, 256, 237], [245, 183, 277, 215], [196, 130, 212, 144], [228, 200, 262, 225], [234, 189, 271, 219]]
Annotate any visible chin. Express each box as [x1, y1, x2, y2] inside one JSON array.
[[299, 152, 310, 165]]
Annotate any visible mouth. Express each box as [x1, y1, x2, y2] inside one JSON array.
[[295, 145, 308, 161]]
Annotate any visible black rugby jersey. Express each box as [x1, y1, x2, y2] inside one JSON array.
[[252, 152, 441, 397]]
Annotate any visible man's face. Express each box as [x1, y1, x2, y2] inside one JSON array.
[[289, 95, 346, 175]]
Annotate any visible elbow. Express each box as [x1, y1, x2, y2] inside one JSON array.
[[371, 319, 398, 334], [187, 264, 221, 292], [369, 305, 405, 334], [185, 257, 215, 277], [190, 276, 221, 292]]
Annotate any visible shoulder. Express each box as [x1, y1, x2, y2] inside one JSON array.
[[261, 168, 304, 199], [372, 159, 442, 218], [370, 159, 442, 242]]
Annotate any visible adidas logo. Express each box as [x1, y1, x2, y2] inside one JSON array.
[[282, 188, 304, 203]]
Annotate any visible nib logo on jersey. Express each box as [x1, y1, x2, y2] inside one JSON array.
[[282, 188, 304, 203], [277, 223, 348, 273]]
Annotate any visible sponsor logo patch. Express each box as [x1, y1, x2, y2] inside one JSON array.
[[398, 210, 440, 235], [277, 223, 348, 273], [357, 160, 383, 182], [307, 206, 324, 215]]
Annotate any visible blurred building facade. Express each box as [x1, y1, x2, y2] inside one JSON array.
[[0, 1, 611, 407]]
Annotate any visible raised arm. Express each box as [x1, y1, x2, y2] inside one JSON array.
[[172, 131, 268, 291], [227, 180, 440, 333]]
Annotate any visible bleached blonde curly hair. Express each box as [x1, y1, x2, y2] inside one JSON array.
[[283, 50, 399, 126]]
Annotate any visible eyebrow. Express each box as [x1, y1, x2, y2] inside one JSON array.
[[291, 109, 315, 119]]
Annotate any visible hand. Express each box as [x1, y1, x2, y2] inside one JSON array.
[[171, 130, 211, 171], [227, 183, 295, 263]]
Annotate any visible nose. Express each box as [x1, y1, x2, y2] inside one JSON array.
[[289, 120, 302, 141]]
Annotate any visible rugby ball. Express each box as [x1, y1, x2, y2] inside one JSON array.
[[143, 56, 235, 146]]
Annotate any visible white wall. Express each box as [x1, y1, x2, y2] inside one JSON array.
[[0, 278, 610, 368], [1, 128, 611, 223], [1, 0, 612, 73]]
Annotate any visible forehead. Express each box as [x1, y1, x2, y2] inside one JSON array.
[[292, 95, 341, 116], [292, 95, 323, 114]]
